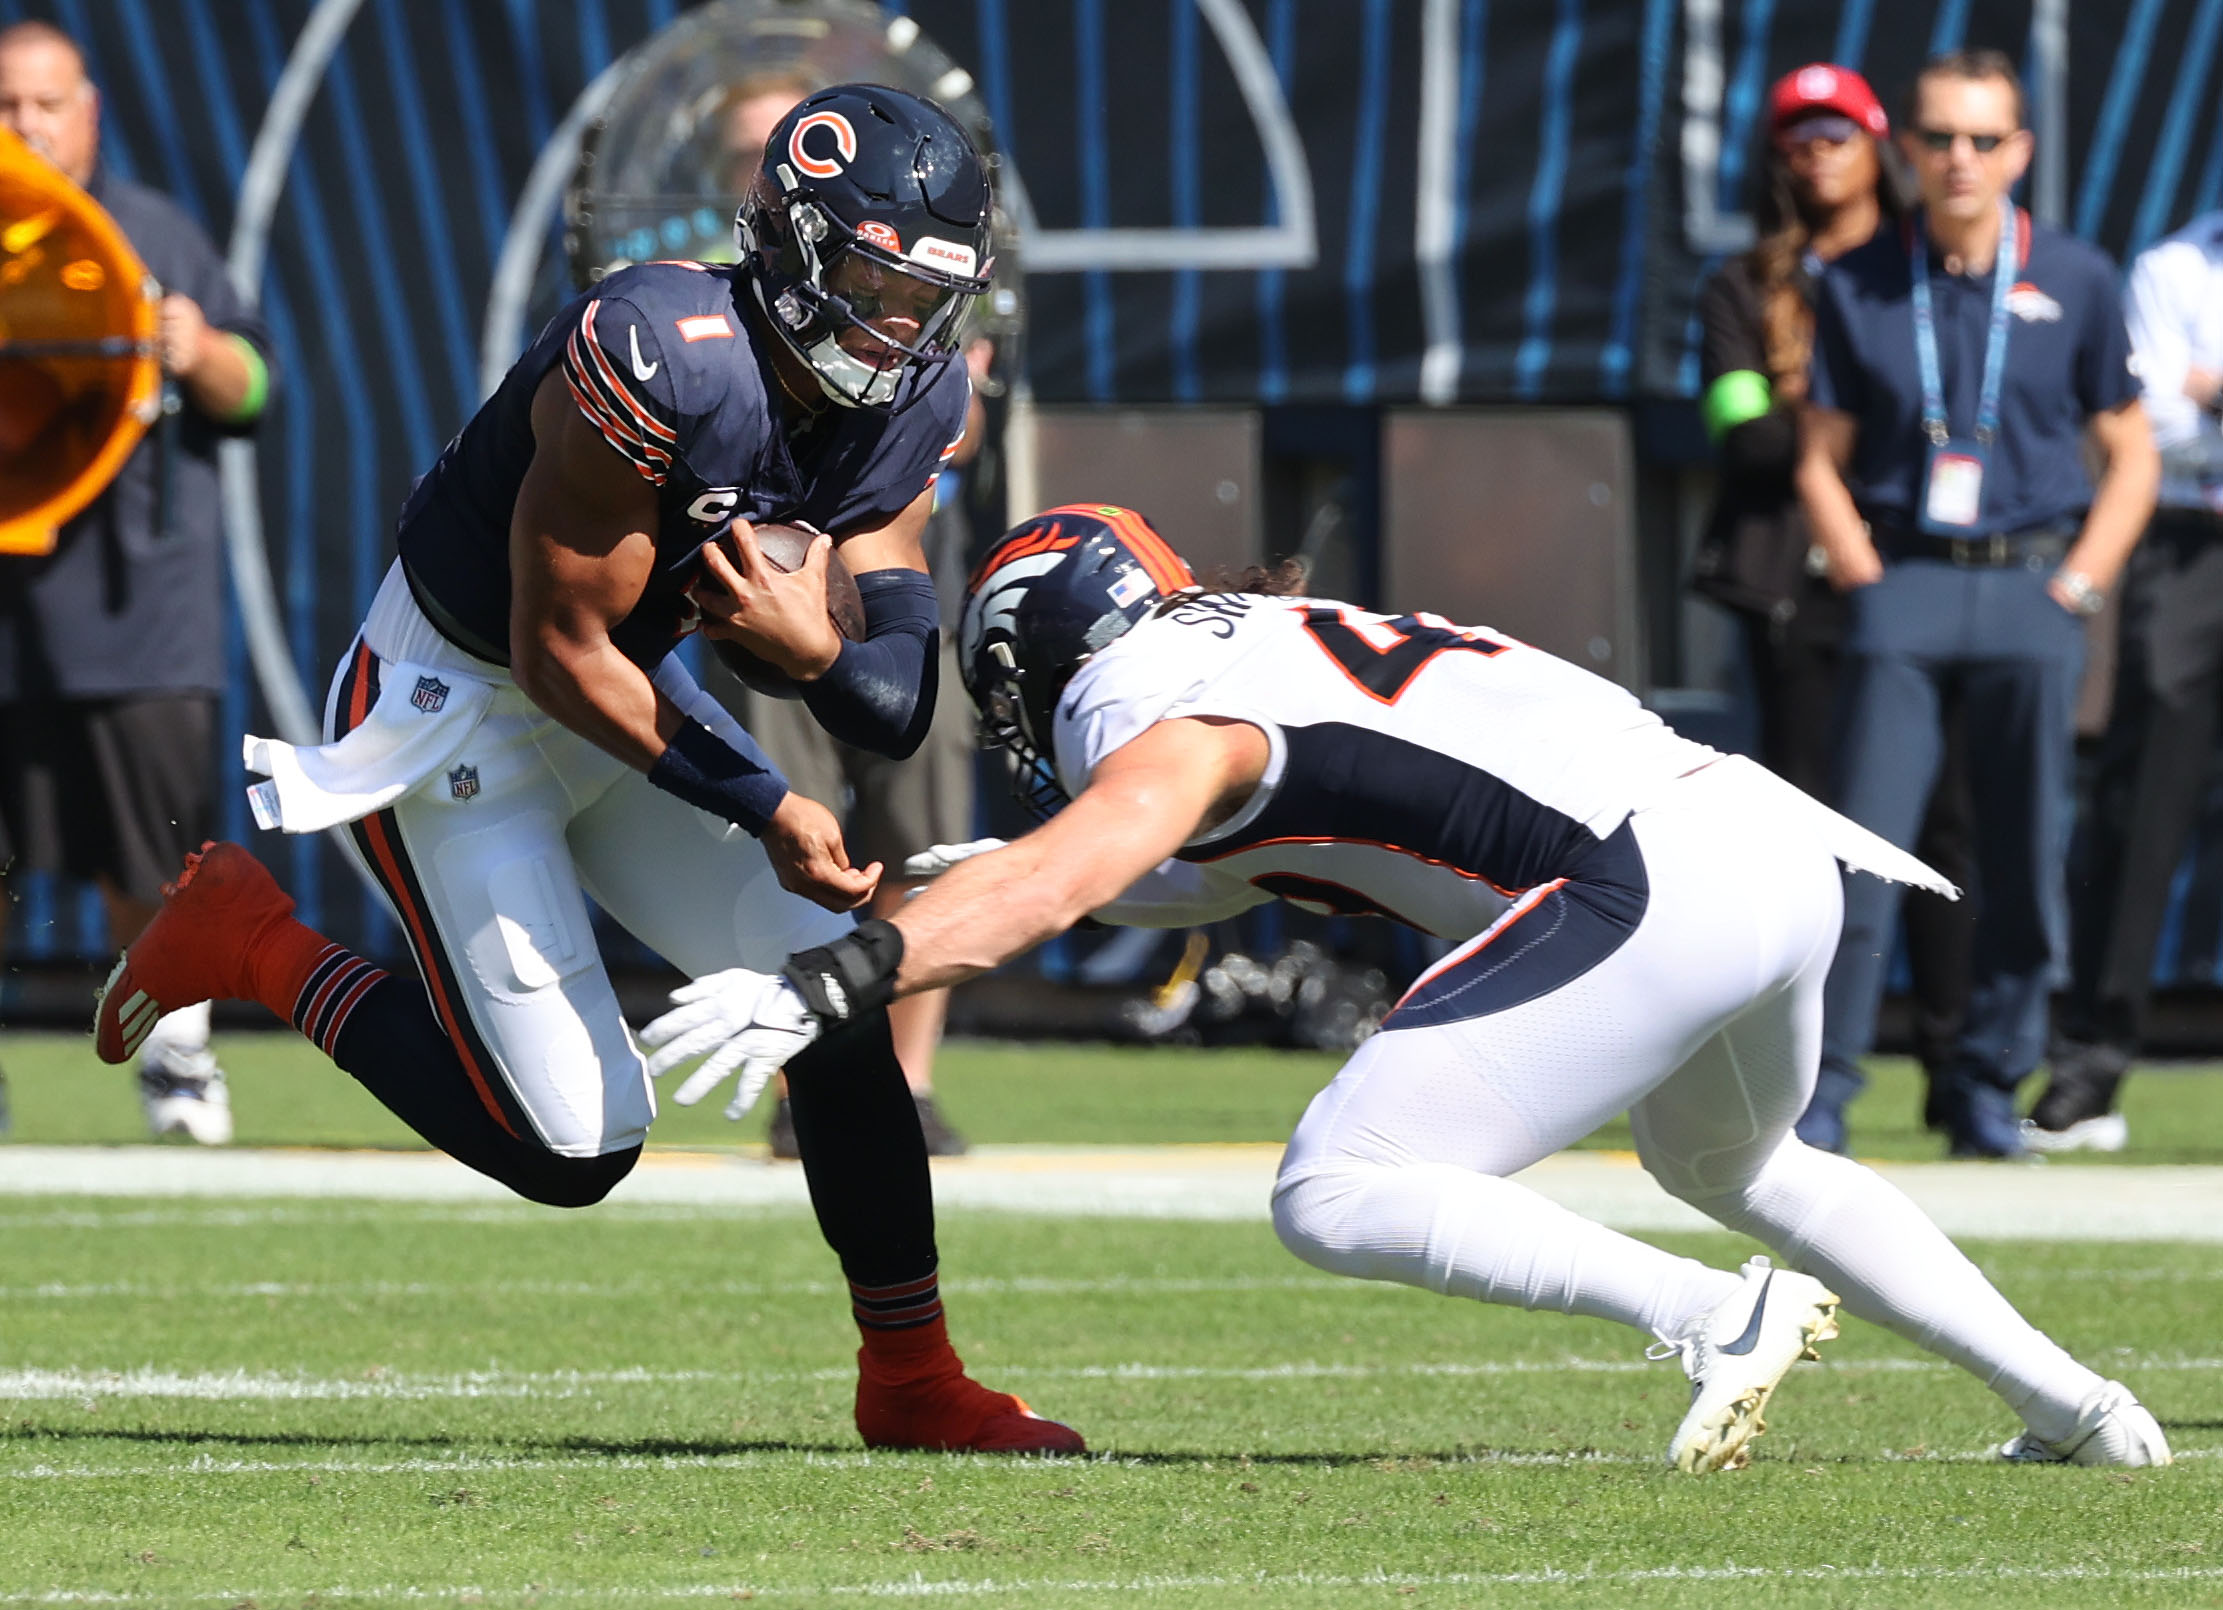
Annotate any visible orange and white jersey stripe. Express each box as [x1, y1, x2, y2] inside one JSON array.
[[561, 298, 680, 484]]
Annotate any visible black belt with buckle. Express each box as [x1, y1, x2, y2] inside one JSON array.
[[1871, 523, 2073, 568]]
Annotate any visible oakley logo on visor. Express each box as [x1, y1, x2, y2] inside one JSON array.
[[789, 111, 858, 179], [857, 220, 903, 252]]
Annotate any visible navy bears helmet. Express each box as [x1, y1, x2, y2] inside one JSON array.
[[958, 506, 1197, 817], [736, 85, 994, 408]]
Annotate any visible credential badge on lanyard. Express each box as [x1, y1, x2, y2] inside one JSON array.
[[1913, 196, 2018, 535]]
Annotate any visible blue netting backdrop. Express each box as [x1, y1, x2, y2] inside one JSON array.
[[6, 0, 2223, 983]]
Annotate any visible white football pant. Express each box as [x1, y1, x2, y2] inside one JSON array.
[[325, 565, 850, 1158], [1272, 759, 2108, 1443]]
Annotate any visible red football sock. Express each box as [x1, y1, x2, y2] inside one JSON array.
[[259, 932, 390, 1059], [851, 1274, 958, 1381]]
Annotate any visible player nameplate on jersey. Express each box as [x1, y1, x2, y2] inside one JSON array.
[[412, 675, 451, 713], [448, 764, 480, 802]]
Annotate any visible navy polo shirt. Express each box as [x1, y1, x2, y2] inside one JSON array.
[[1811, 209, 2137, 537]]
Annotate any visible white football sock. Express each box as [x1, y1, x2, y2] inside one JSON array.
[[1273, 1159, 1743, 1340], [1683, 1137, 2103, 1442]]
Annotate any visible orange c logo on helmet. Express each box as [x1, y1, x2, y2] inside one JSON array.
[[789, 111, 858, 180]]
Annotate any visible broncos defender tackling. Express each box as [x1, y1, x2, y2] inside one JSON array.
[[92, 87, 1079, 1454], [643, 505, 2168, 1472]]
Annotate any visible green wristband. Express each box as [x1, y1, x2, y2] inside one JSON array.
[[224, 333, 269, 423], [1701, 368, 1773, 442]]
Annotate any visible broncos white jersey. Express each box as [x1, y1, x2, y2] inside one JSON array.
[[1053, 592, 1720, 941]]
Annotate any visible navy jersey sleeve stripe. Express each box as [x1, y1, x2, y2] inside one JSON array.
[[562, 319, 671, 479], [576, 304, 678, 445], [560, 299, 677, 482]]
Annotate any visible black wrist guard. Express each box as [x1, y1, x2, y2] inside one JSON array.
[[781, 918, 905, 1026]]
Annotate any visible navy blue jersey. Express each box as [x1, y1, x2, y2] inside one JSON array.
[[395, 262, 969, 668], [1811, 212, 2137, 536]]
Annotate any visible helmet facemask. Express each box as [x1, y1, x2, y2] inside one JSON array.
[[737, 180, 989, 409], [964, 639, 1072, 821]]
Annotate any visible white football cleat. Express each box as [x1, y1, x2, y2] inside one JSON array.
[[1651, 1255, 1841, 1474], [139, 1051, 233, 1146], [2000, 1381, 2171, 1467], [2019, 1112, 2129, 1154]]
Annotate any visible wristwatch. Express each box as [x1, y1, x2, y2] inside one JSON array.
[[2055, 569, 2107, 616]]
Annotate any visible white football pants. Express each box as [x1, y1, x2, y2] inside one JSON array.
[[327, 565, 850, 1158], [1272, 759, 2106, 1440]]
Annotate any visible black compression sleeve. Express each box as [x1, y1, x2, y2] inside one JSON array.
[[799, 569, 939, 759]]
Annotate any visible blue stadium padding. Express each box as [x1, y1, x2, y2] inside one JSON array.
[[1168, 0, 1201, 403], [1603, 0, 1672, 395], [1341, 0, 1392, 404], [2076, 0, 2171, 239], [2129, 0, 2223, 254], [1074, 0, 1115, 403], [1512, 0, 1583, 400]]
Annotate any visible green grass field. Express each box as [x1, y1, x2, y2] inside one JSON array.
[[2, 1031, 2221, 1606], [7, 1029, 2223, 1162]]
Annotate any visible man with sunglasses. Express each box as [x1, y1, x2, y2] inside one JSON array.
[[1795, 50, 2160, 1157]]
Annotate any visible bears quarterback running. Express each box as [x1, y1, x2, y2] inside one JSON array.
[[643, 505, 2169, 1473], [92, 86, 1081, 1455]]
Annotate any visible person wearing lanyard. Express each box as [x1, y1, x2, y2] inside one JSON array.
[[1690, 65, 1978, 1139], [1794, 49, 2158, 1158], [2028, 211, 2223, 1151]]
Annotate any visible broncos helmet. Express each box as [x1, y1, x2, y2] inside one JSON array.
[[736, 85, 993, 408], [958, 506, 1197, 818]]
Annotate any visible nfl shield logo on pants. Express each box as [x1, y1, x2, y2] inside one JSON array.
[[412, 675, 450, 713], [448, 764, 480, 802]]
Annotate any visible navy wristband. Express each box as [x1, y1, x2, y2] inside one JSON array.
[[799, 568, 940, 758], [648, 718, 789, 837]]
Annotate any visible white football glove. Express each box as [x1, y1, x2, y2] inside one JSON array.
[[638, 968, 824, 1120], [900, 837, 1007, 880]]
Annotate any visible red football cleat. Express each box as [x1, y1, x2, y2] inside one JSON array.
[[855, 1353, 1087, 1455], [94, 842, 296, 1064]]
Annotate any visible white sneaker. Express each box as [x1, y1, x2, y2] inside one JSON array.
[[139, 1051, 233, 1146], [2020, 1113, 2129, 1154], [1651, 1255, 1841, 1474], [2000, 1381, 2171, 1467]]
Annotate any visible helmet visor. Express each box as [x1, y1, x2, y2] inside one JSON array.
[[819, 242, 979, 369]]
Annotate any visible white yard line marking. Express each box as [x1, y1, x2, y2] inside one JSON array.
[[10, 1563, 2223, 1602], [0, 1445, 2214, 1485], [4, 1354, 2221, 1402]]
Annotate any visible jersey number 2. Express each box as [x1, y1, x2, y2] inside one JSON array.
[[1300, 606, 1506, 703]]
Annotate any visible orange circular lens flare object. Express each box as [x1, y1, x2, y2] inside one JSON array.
[[0, 127, 160, 556]]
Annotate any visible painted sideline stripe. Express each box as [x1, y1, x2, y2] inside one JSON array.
[[4, 1145, 2223, 1242], [0, 1274, 1344, 1302], [6, 1355, 2222, 1401], [9, 1563, 2223, 1601]]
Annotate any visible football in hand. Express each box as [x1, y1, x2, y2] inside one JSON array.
[[699, 522, 866, 700]]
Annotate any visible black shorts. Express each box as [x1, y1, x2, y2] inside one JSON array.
[[0, 695, 215, 905]]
